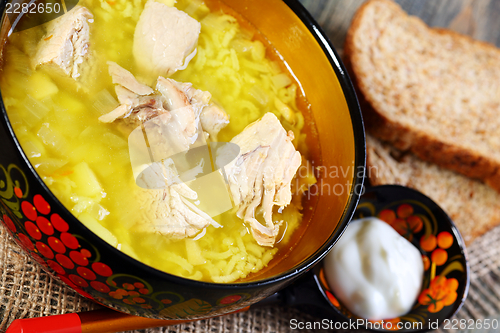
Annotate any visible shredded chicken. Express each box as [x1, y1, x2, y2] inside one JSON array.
[[155, 77, 198, 149], [108, 61, 153, 96], [200, 104, 230, 141], [224, 113, 301, 247], [32, 6, 93, 79], [160, 78, 229, 140], [138, 183, 222, 239], [100, 62, 228, 142], [133, 0, 201, 76], [136, 159, 221, 239]]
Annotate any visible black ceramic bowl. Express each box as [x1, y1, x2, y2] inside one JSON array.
[[0, 0, 365, 320], [316, 185, 470, 332]]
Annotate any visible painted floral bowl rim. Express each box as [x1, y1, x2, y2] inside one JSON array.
[[315, 185, 470, 332]]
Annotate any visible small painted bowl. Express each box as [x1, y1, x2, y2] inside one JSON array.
[[0, 0, 365, 321], [315, 185, 470, 332]]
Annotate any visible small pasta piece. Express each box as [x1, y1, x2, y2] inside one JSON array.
[[251, 40, 266, 61], [246, 242, 264, 258], [224, 254, 240, 275], [241, 59, 269, 73], [275, 98, 296, 124], [295, 111, 305, 131], [230, 49, 240, 71], [236, 237, 247, 254], [222, 28, 237, 48], [203, 248, 234, 260], [271, 73, 292, 90], [162, 252, 194, 274], [187, 271, 204, 281], [262, 248, 278, 266]]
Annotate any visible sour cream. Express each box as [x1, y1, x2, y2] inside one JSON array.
[[324, 217, 423, 320]]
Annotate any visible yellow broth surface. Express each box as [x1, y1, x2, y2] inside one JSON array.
[[1, 0, 315, 282]]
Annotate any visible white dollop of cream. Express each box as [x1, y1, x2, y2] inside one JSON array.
[[324, 217, 424, 320]]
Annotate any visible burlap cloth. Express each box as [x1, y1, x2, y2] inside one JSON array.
[[1, 217, 500, 333]]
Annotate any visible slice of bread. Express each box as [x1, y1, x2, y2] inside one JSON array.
[[345, 0, 500, 192], [367, 135, 500, 245]]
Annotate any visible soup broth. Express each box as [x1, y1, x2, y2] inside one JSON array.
[[1, 0, 316, 283]]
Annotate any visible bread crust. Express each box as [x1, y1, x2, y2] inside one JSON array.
[[366, 135, 500, 245], [345, 0, 500, 192]]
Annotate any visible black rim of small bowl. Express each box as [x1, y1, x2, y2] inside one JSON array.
[[315, 185, 470, 332], [0, 0, 366, 293]]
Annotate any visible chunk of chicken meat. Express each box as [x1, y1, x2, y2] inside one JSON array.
[[99, 62, 166, 128], [132, 142, 221, 240], [99, 63, 195, 154], [32, 6, 93, 79], [200, 104, 230, 141], [100, 62, 228, 145], [133, 0, 200, 76], [160, 78, 229, 140], [155, 77, 199, 149], [137, 183, 222, 239], [224, 113, 301, 247]]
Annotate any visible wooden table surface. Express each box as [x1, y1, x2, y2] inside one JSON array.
[[299, 0, 500, 56]]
